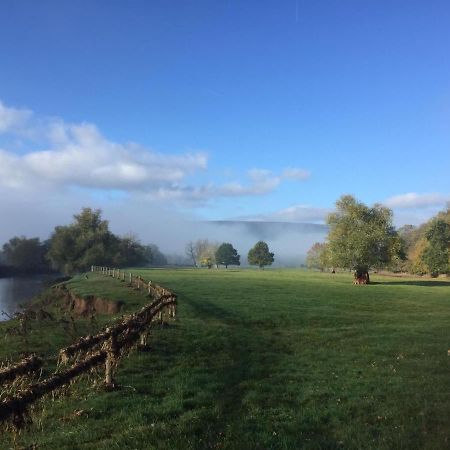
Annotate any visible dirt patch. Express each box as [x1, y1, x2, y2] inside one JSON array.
[[54, 284, 123, 316], [70, 295, 123, 315]]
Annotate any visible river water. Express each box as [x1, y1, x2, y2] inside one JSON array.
[[0, 275, 58, 321]]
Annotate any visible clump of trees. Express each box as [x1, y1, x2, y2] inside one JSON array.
[[0, 207, 169, 276], [1, 237, 52, 275], [46, 208, 167, 275], [248, 241, 274, 269], [144, 244, 168, 267], [378, 207, 450, 277], [306, 196, 450, 280], [185, 240, 276, 269]]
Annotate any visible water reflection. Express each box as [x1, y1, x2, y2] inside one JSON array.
[[0, 275, 57, 321]]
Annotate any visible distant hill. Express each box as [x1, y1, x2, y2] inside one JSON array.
[[207, 220, 328, 240]]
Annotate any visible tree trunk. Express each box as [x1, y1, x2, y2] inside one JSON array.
[[354, 269, 370, 284]]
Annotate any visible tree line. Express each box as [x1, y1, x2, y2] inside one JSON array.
[[0, 207, 276, 276], [0, 208, 167, 276], [306, 194, 450, 280], [185, 240, 275, 269]]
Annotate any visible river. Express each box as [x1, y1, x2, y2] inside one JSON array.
[[0, 275, 58, 321]]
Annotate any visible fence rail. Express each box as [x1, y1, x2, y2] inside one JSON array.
[[0, 266, 177, 429]]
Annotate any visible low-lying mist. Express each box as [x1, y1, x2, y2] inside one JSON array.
[[107, 211, 327, 266], [0, 195, 327, 267]]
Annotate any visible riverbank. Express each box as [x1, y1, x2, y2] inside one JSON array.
[[0, 273, 153, 361]]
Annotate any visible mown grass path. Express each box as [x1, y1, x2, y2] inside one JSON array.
[[1, 269, 449, 449]]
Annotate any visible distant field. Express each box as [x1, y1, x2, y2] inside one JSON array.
[[1, 269, 449, 449]]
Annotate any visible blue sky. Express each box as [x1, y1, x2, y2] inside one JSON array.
[[0, 0, 450, 242]]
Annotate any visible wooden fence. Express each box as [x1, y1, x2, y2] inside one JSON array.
[[0, 267, 177, 429]]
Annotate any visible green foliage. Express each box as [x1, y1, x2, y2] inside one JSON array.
[[306, 242, 329, 270], [215, 243, 240, 268], [143, 244, 168, 267], [326, 195, 402, 273], [47, 208, 119, 275], [2, 236, 49, 272], [421, 219, 450, 276], [247, 240, 274, 268], [46, 208, 156, 274], [114, 235, 148, 268]]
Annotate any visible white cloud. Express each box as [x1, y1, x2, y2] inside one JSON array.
[[282, 167, 311, 181], [220, 169, 281, 196], [384, 192, 450, 209], [0, 122, 207, 192], [144, 169, 282, 203], [0, 100, 311, 207], [0, 101, 32, 133]]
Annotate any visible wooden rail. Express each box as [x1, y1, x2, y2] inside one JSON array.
[[0, 356, 42, 385], [0, 267, 177, 429]]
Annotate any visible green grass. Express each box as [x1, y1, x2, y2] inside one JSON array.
[[1, 269, 450, 449]]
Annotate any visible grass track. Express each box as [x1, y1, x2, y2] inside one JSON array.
[[1, 269, 449, 449]]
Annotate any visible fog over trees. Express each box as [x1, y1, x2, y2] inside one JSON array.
[[2, 197, 450, 278]]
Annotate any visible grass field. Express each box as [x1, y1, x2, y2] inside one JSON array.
[[1, 269, 449, 449]]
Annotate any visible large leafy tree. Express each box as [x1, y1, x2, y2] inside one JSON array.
[[47, 208, 120, 275], [215, 243, 240, 268], [421, 219, 450, 277], [247, 241, 274, 269], [326, 195, 402, 283]]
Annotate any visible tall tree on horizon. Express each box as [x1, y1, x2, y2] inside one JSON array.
[[248, 241, 274, 269], [215, 243, 240, 268]]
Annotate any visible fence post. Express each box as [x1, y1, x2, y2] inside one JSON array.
[[105, 331, 118, 389], [138, 330, 150, 350]]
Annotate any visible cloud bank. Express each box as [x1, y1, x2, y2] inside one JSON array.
[[0, 99, 316, 258], [384, 192, 450, 209], [0, 100, 310, 204]]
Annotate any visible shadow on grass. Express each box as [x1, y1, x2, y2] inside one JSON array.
[[371, 280, 450, 287], [169, 295, 332, 447]]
